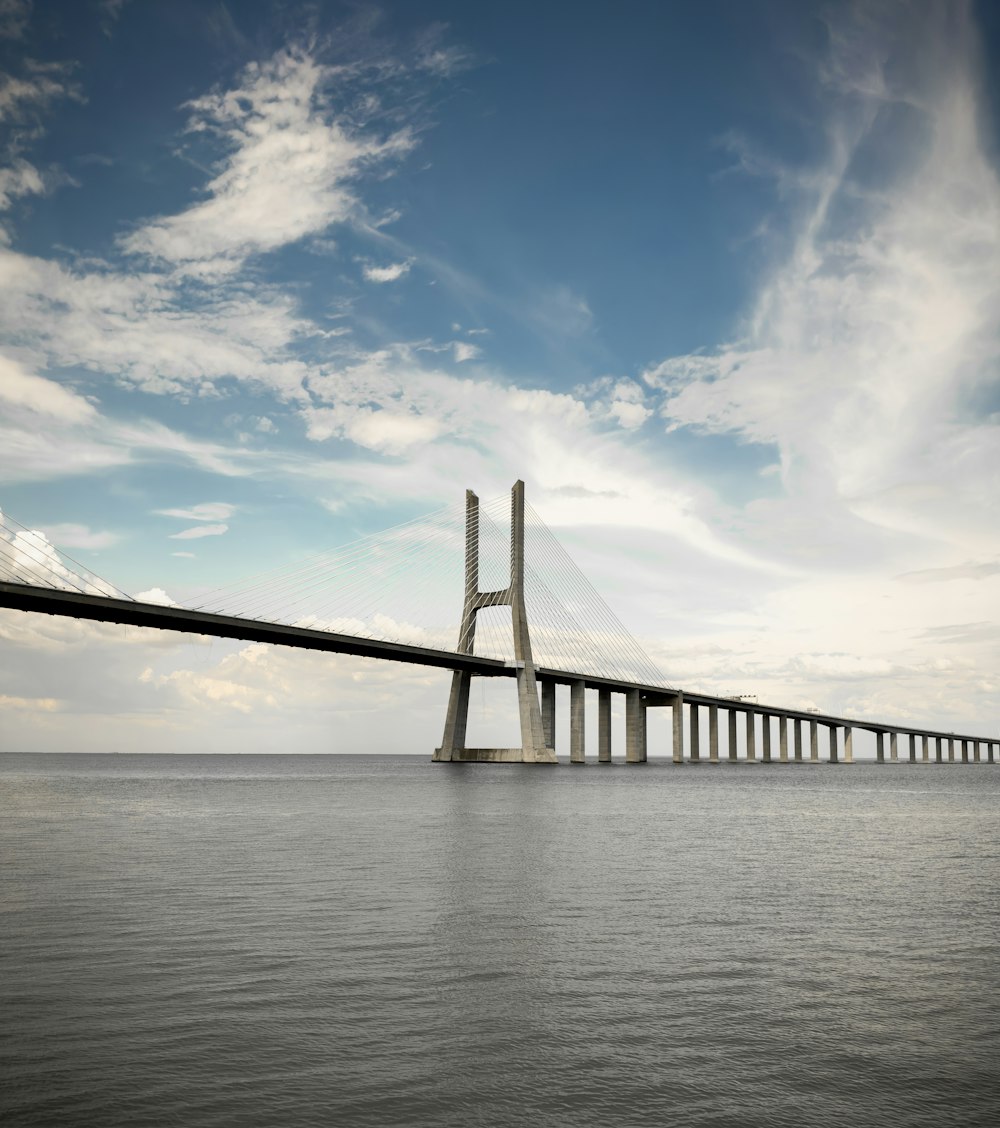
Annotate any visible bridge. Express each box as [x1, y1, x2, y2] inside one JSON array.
[[0, 482, 995, 766]]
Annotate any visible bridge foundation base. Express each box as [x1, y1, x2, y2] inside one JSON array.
[[435, 747, 558, 764]]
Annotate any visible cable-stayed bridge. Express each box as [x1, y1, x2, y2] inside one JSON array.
[[0, 482, 996, 766]]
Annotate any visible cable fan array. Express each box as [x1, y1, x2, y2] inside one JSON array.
[[0, 510, 128, 600], [188, 493, 673, 688]]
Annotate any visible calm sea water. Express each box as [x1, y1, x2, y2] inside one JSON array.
[[1, 754, 998, 1127]]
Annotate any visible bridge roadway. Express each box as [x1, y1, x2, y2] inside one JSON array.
[[1, 580, 995, 758]]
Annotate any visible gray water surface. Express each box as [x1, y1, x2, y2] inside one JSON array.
[[2, 755, 998, 1127]]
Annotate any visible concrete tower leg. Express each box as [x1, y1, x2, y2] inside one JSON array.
[[598, 689, 611, 762], [794, 718, 803, 762], [844, 727, 853, 763], [876, 732, 885, 763], [709, 705, 719, 763], [779, 715, 788, 763], [728, 709, 738, 761], [890, 732, 898, 761], [570, 680, 586, 763], [922, 735, 929, 762], [435, 481, 554, 763], [961, 739, 969, 764], [935, 737, 943, 763], [909, 734, 916, 763], [948, 738, 955, 763], [810, 720, 819, 762], [746, 711, 756, 761], [829, 725, 839, 763], [989, 743, 996, 764], [762, 715, 772, 763]]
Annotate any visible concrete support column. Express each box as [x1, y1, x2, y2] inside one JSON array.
[[541, 678, 556, 751], [909, 734, 916, 764], [689, 703, 701, 763], [709, 705, 719, 763], [728, 710, 738, 762], [570, 680, 586, 764], [672, 693, 684, 763], [779, 715, 789, 763], [961, 739, 969, 764], [890, 732, 898, 762], [876, 732, 885, 763], [989, 743, 996, 764], [436, 671, 472, 760], [762, 715, 772, 763], [810, 720, 819, 762], [935, 737, 943, 764], [973, 741, 981, 763], [625, 689, 646, 764], [922, 734, 929, 762], [948, 738, 955, 763], [794, 718, 803, 762], [745, 711, 756, 761], [829, 725, 839, 763], [844, 727, 853, 763], [597, 689, 611, 763]]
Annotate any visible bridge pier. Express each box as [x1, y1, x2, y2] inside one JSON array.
[[762, 714, 772, 763], [794, 718, 803, 761], [598, 689, 612, 762], [909, 734, 917, 763], [709, 705, 719, 763], [829, 724, 839, 763], [728, 709, 738, 762], [810, 720, 819, 761], [626, 689, 646, 763], [844, 726, 853, 763], [876, 732, 885, 763], [541, 678, 556, 751], [570, 680, 586, 763], [890, 732, 898, 761], [746, 711, 756, 761], [672, 693, 684, 763], [690, 703, 701, 762], [779, 715, 788, 762]]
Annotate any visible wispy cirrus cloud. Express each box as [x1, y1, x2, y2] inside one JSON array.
[[157, 503, 235, 522], [644, 0, 1000, 562], [120, 49, 414, 277], [168, 523, 229, 540]]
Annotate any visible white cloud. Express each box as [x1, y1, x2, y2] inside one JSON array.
[[120, 49, 414, 275], [452, 341, 480, 363], [362, 259, 412, 283], [0, 0, 30, 41], [157, 502, 235, 522], [135, 587, 175, 606], [38, 523, 119, 550], [645, 2, 1000, 560], [168, 523, 229, 540], [171, 551, 196, 559], [0, 353, 96, 422]]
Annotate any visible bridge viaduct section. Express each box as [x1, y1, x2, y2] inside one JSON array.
[[1, 479, 994, 764]]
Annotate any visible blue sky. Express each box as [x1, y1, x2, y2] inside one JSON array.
[[1, 0, 999, 754]]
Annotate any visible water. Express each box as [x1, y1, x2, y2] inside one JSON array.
[[2, 754, 998, 1127]]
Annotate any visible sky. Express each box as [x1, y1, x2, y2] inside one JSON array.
[[1, 0, 998, 756]]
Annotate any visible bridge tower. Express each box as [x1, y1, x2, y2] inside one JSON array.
[[434, 480, 556, 763]]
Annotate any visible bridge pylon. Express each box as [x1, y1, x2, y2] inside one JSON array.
[[434, 480, 556, 763]]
